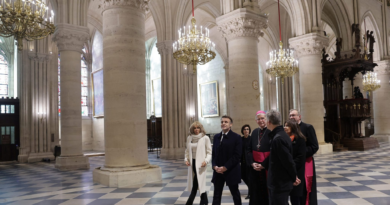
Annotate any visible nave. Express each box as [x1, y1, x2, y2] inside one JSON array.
[[0, 143, 389, 205]]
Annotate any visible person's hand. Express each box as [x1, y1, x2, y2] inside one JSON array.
[[185, 161, 190, 166], [201, 161, 207, 167], [251, 163, 258, 168], [220, 166, 227, 172], [293, 176, 301, 186], [215, 166, 224, 174]]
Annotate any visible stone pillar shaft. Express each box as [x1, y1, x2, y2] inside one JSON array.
[[93, 1, 161, 187], [217, 8, 267, 131], [289, 33, 333, 154]]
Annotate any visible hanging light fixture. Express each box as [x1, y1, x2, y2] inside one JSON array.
[[362, 71, 380, 94], [0, 0, 55, 51], [265, 0, 298, 84], [173, 0, 216, 73]]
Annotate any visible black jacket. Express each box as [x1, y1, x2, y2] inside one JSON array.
[[290, 136, 306, 196], [241, 135, 252, 166], [267, 126, 296, 191], [248, 127, 271, 165], [212, 130, 242, 185]]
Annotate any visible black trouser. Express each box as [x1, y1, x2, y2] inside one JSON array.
[[241, 163, 251, 196], [290, 195, 302, 205], [186, 159, 208, 205], [212, 174, 241, 205], [249, 168, 269, 205], [268, 189, 290, 205]]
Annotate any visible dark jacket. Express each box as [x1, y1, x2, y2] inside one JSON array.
[[290, 136, 306, 196], [241, 135, 252, 166], [267, 126, 296, 191], [212, 130, 242, 185], [248, 127, 271, 165], [299, 122, 319, 204]]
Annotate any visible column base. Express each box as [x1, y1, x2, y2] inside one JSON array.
[[18, 154, 29, 163], [93, 165, 162, 187], [159, 147, 185, 160], [27, 152, 55, 163], [55, 155, 90, 170], [316, 143, 333, 155], [371, 134, 390, 143]]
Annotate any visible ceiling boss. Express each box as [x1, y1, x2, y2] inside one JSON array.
[[0, 0, 55, 51], [173, 0, 216, 74]]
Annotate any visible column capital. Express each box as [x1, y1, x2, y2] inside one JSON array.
[[216, 8, 268, 42], [289, 33, 329, 58], [99, 0, 149, 12], [375, 60, 390, 75], [156, 40, 173, 54], [52, 24, 89, 53]]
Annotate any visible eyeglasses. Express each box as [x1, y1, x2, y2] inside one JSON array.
[[289, 114, 297, 117]]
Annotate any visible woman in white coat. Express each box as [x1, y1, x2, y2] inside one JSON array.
[[185, 121, 212, 205]]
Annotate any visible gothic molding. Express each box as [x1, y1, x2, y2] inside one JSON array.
[[375, 60, 390, 75], [27, 52, 51, 61], [99, 0, 149, 12], [156, 40, 173, 54], [52, 24, 89, 53], [216, 8, 268, 42], [289, 33, 329, 58]]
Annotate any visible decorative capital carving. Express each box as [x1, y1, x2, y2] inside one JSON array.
[[216, 8, 268, 41], [375, 60, 390, 75], [156, 40, 173, 55], [52, 24, 89, 53], [289, 33, 329, 58], [28, 52, 51, 61], [99, 0, 149, 12]]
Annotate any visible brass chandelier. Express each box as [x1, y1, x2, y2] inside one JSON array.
[[0, 0, 55, 51], [362, 71, 381, 93], [173, 0, 216, 73], [266, 0, 298, 84]]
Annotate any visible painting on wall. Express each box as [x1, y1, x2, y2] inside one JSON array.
[[92, 69, 104, 117], [199, 81, 219, 117]]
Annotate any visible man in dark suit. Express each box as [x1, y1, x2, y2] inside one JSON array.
[[265, 110, 300, 205], [212, 115, 242, 205], [290, 109, 319, 205]]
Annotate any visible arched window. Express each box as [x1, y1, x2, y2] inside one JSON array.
[[0, 54, 8, 97], [150, 43, 161, 117]]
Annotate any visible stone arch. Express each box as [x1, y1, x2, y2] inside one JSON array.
[[360, 11, 383, 61]]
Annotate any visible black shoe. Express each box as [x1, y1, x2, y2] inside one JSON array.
[[245, 195, 250, 200], [200, 192, 208, 205]]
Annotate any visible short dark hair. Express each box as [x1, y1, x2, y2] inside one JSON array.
[[221, 115, 233, 123], [266, 109, 281, 125], [241, 124, 251, 135]]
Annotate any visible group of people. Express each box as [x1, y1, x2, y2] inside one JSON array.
[[184, 109, 319, 205]]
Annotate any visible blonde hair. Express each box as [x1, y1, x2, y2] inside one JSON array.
[[189, 121, 206, 135]]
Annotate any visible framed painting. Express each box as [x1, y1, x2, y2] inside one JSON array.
[[199, 81, 219, 117], [91, 69, 104, 117]]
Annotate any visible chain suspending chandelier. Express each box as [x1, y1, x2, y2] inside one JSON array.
[[362, 71, 381, 94], [173, 0, 216, 73], [266, 0, 298, 84], [0, 0, 55, 51]]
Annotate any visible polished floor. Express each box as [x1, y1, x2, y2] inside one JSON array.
[[0, 142, 389, 205]]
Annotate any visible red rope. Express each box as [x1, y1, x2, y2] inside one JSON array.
[[278, 0, 282, 41], [192, 0, 194, 17]]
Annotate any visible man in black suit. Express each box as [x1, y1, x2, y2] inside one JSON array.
[[265, 110, 300, 205], [211, 115, 242, 205], [290, 109, 319, 205]]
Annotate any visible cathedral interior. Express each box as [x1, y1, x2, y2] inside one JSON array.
[[0, 0, 390, 204]]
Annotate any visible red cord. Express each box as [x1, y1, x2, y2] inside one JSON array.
[[192, 0, 194, 17], [278, 0, 282, 41]]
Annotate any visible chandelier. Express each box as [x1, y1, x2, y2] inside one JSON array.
[[362, 71, 381, 93], [173, 0, 216, 73], [265, 0, 298, 84], [0, 0, 55, 51]]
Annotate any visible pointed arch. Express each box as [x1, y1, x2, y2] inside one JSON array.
[[360, 11, 383, 61]]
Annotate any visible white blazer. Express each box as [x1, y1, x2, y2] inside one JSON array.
[[184, 134, 212, 194]]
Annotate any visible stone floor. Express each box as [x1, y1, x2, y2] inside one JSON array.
[[0, 142, 389, 205]]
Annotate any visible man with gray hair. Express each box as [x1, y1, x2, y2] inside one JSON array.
[[265, 109, 300, 205]]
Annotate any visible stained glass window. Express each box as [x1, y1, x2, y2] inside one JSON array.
[[81, 59, 88, 116], [0, 54, 8, 97]]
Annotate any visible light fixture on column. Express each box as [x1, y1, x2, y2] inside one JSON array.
[[362, 71, 380, 94], [265, 0, 298, 84], [0, 0, 55, 51], [173, 0, 216, 73]]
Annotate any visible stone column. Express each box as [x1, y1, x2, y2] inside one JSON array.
[[289, 33, 333, 155], [217, 8, 268, 131], [93, 0, 161, 187], [157, 41, 187, 159], [53, 24, 89, 170], [371, 60, 390, 142]]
